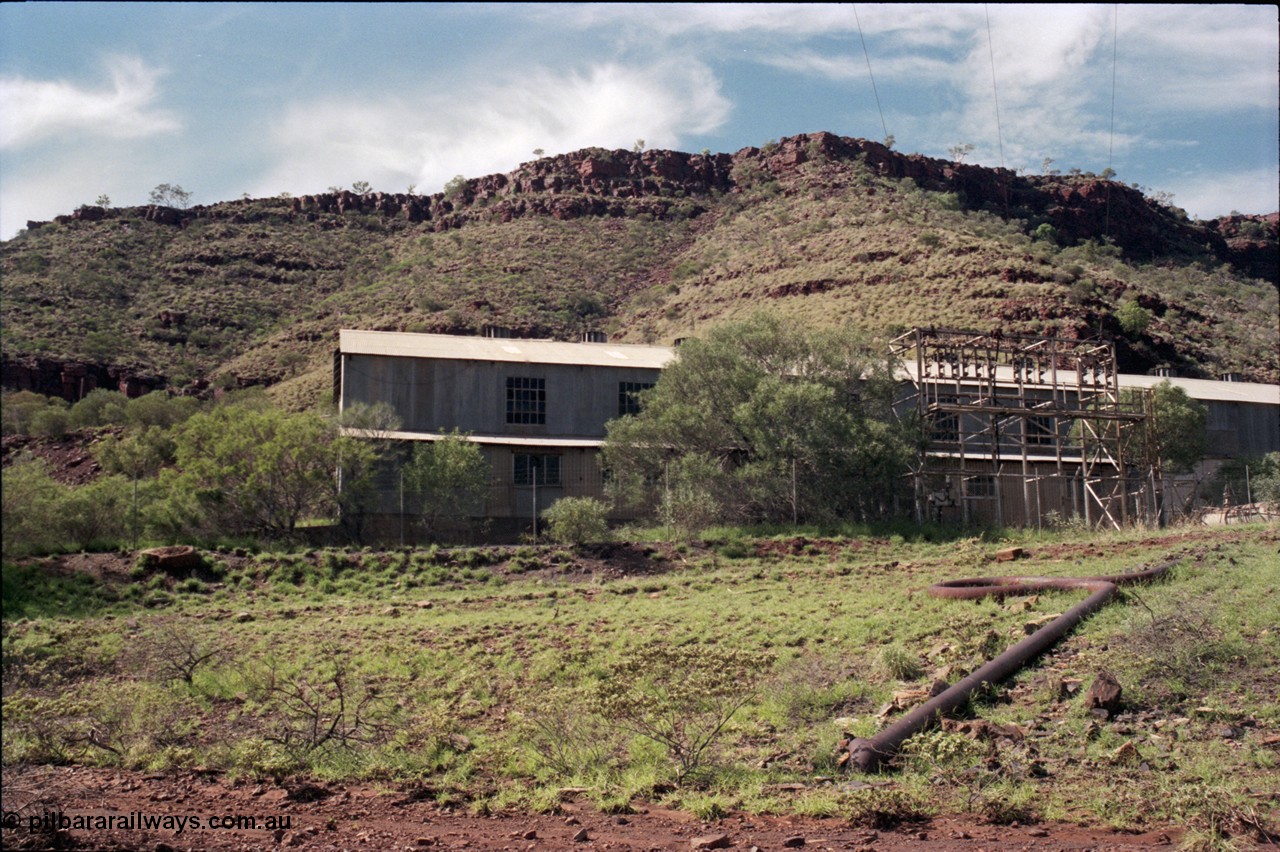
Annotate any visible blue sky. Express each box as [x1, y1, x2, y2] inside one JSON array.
[[2, 3, 1276, 239]]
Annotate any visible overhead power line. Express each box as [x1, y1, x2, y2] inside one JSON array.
[[984, 5, 1006, 170], [853, 5, 891, 145]]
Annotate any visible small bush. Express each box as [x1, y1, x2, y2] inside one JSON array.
[[843, 786, 931, 828], [590, 642, 771, 784], [542, 497, 610, 545]]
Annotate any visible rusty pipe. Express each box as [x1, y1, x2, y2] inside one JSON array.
[[846, 557, 1179, 773]]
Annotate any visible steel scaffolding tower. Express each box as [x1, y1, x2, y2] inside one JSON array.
[[890, 328, 1152, 529]]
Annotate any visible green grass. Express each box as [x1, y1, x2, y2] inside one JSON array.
[[2, 522, 1277, 844]]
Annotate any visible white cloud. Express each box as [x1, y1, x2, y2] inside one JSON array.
[[252, 61, 730, 196], [0, 56, 181, 149], [1165, 168, 1280, 220]]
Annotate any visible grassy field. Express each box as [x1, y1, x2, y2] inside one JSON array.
[[3, 523, 1277, 846]]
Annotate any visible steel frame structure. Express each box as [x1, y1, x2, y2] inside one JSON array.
[[890, 328, 1152, 529]]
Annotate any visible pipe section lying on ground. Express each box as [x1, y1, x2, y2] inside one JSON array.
[[846, 557, 1180, 773]]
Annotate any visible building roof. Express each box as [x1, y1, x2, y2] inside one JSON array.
[[341, 329, 1278, 406], [1115, 373, 1279, 405], [897, 362, 1279, 406], [340, 330, 675, 370]]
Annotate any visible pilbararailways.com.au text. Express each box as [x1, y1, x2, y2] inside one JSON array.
[[3, 809, 292, 834]]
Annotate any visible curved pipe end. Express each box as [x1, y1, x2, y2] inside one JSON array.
[[846, 738, 886, 773]]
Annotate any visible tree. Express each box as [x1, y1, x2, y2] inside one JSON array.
[[173, 405, 346, 539], [948, 143, 974, 163], [95, 194, 111, 207], [68, 388, 129, 429], [406, 432, 489, 538], [443, 175, 468, 200], [335, 403, 402, 543], [1, 454, 66, 556], [1145, 380, 1207, 475], [1115, 299, 1152, 337], [350, 181, 372, 196], [96, 426, 176, 479], [532, 148, 545, 157], [633, 138, 646, 153], [602, 313, 916, 529], [1032, 223, 1059, 244], [149, 183, 193, 208]]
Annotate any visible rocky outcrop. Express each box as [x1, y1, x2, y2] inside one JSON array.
[[36, 133, 1274, 284], [1206, 212, 1279, 285], [1, 356, 165, 402]]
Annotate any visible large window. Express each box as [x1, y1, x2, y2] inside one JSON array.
[[506, 377, 546, 425], [514, 453, 561, 486], [618, 381, 655, 417]]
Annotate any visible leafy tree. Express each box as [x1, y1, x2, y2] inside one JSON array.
[[2, 391, 66, 436], [68, 388, 129, 428], [1032, 223, 1059, 244], [336, 403, 402, 543], [125, 391, 200, 429], [1116, 299, 1152, 337], [603, 313, 915, 529], [173, 405, 346, 539], [1208, 452, 1280, 507], [947, 143, 974, 163], [1, 454, 66, 556], [149, 183, 193, 208], [1145, 381, 1207, 474], [532, 148, 544, 157], [351, 181, 372, 196], [96, 426, 176, 478], [443, 175, 468, 200], [95, 194, 111, 207], [633, 138, 645, 153], [406, 432, 489, 538]]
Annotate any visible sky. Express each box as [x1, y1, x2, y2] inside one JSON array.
[[1, 3, 1276, 240]]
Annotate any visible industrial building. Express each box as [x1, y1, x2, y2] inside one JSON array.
[[336, 328, 1279, 540]]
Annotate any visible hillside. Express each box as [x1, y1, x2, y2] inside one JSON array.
[[2, 132, 1276, 406]]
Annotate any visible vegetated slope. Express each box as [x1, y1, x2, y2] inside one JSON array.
[[2, 132, 1276, 407]]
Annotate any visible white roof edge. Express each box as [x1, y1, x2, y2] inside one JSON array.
[[897, 361, 1278, 405], [339, 329, 675, 370]]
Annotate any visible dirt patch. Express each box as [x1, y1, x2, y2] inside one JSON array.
[[1, 764, 1186, 851], [1, 429, 118, 486]]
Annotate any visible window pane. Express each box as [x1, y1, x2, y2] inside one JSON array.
[[507, 377, 546, 424]]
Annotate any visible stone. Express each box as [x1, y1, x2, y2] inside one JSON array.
[[995, 546, 1025, 562], [782, 836, 806, 847], [1024, 614, 1061, 634], [1085, 671, 1123, 718], [1110, 740, 1142, 766], [572, 827, 590, 843], [691, 834, 731, 850]]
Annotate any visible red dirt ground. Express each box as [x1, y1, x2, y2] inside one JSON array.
[[2, 765, 1187, 851]]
